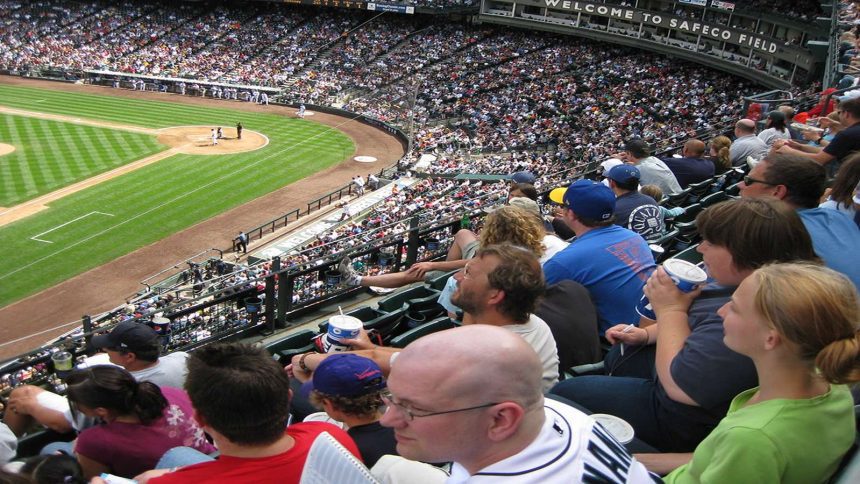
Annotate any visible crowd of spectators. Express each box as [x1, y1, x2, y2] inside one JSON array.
[[1, 3, 859, 482], [345, 34, 748, 181]]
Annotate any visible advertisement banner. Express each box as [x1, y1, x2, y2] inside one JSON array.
[[367, 2, 415, 13], [679, 0, 707, 6], [711, 0, 735, 11]]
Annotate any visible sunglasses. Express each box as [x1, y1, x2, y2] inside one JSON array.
[[743, 176, 776, 186]]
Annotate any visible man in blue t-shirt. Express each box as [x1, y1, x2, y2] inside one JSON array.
[[545, 180, 656, 335], [739, 153, 860, 290]]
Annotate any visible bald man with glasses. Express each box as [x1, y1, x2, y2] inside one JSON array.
[[378, 325, 656, 483]]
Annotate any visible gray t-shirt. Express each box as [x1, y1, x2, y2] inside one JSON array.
[[729, 134, 769, 166], [131, 351, 189, 389], [636, 156, 683, 195]]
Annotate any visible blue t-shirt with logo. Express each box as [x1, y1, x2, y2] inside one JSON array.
[[543, 225, 656, 334]]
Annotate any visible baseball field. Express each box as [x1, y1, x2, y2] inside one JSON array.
[[0, 83, 355, 309]]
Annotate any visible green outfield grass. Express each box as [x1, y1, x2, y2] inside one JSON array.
[[0, 114, 165, 206], [0, 84, 355, 308]]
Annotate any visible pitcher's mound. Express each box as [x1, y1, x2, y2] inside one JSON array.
[[157, 126, 268, 155], [0, 143, 16, 156]]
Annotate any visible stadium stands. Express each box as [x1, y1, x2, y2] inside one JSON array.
[[0, 1, 857, 479]]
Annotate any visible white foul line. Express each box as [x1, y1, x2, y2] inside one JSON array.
[[30, 211, 115, 243]]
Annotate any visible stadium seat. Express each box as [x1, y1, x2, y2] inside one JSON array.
[[389, 317, 457, 348], [724, 181, 742, 196], [668, 203, 703, 226], [265, 329, 316, 364], [377, 286, 439, 313], [427, 270, 458, 291], [685, 177, 717, 204], [535, 280, 602, 375], [317, 307, 408, 343], [664, 187, 693, 208], [700, 190, 731, 207], [722, 166, 748, 187]]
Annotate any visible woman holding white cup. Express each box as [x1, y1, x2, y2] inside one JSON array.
[[639, 262, 859, 482], [549, 198, 820, 452]]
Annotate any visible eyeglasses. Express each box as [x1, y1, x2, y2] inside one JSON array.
[[380, 389, 499, 421], [743, 175, 776, 187]]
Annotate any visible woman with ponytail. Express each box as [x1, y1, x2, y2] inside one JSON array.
[[65, 365, 215, 479], [640, 262, 859, 482], [706, 136, 732, 175]]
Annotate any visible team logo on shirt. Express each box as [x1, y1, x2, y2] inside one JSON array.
[[628, 205, 664, 240]]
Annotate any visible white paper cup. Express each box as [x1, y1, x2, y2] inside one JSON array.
[[636, 259, 707, 320], [592, 414, 635, 444], [324, 315, 363, 353]]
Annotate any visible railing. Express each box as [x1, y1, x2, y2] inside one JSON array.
[[239, 209, 301, 249], [139, 249, 225, 294]]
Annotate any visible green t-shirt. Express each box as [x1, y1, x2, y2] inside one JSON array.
[[665, 385, 855, 484]]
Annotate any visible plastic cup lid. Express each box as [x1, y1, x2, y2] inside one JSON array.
[[663, 259, 708, 283], [591, 414, 635, 444]]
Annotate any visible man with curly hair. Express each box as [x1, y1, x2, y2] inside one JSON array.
[[294, 244, 559, 392], [305, 354, 396, 468]]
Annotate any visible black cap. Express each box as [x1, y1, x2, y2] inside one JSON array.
[[91, 321, 159, 351]]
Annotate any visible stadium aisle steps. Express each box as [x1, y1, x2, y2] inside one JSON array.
[[249, 176, 421, 262]]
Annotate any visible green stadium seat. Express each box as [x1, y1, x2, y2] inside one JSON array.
[[377, 286, 439, 313], [265, 329, 315, 364], [389, 317, 457, 348], [427, 270, 458, 291], [700, 190, 730, 207], [685, 177, 717, 204]]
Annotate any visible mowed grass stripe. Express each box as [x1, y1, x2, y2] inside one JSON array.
[[0, 85, 356, 307], [40, 122, 66, 184], [0, 85, 296, 129], [0, 115, 165, 205]]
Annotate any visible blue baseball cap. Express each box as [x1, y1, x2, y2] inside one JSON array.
[[301, 354, 386, 398], [548, 179, 616, 221], [607, 164, 641, 184], [509, 171, 536, 184]]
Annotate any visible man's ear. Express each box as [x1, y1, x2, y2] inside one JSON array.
[[772, 184, 790, 201], [486, 403, 525, 442], [487, 288, 505, 308]]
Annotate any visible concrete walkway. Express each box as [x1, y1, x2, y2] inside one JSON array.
[[251, 177, 419, 261]]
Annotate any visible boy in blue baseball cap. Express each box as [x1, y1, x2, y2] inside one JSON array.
[[304, 354, 396, 467]]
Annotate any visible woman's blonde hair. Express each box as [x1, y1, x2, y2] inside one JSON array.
[[752, 262, 860, 384], [709, 135, 732, 173], [479, 205, 545, 258]]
